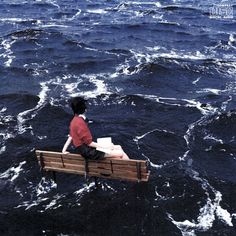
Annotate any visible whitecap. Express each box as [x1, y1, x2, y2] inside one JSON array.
[[228, 34, 236, 49], [128, 1, 162, 7], [74, 182, 96, 197], [40, 24, 69, 28], [15, 197, 49, 211], [192, 77, 201, 85], [87, 9, 107, 14], [0, 146, 6, 154], [0, 161, 26, 182], [0, 39, 16, 67], [0, 107, 7, 113], [17, 80, 49, 134], [168, 190, 233, 235], [169, 165, 234, 235], [0, 18, 27, 22], [196, 88, 224, 95], [134, 128, 174, 168], [216, 205, 233, 226], [68, 9, 82, 21], [37, 135, 47, 140], [44, 194, 64, 210], [135, 94, 217, 115], [35, 0, 60, 9], [203, 134, 223, 144], [79, 74, 111, 98], [155, 186, 168, 201], [36, 177, 57, 196]]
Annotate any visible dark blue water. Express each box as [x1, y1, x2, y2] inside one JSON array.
[[0, 0, 236, 235]]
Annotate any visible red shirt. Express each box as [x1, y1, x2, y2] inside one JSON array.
[[70, 116, 93, 147]]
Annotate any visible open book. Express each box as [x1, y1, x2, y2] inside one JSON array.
[[96, 137, 113, 154]]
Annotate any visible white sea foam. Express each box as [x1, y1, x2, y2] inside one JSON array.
[[228, 34, 236, 49], [37, 135, 47, 140], [45, 194, 64, 210], [0, 161, 26, 182], [35, 0, 60, 9], [196, 88, 224, 95], [216, 205, 233, 226], [135, 94, 217, 115], [0, 146, 6, 154], [58, 73, 111, 99], [133, 48, 207, 63], [17, 80, 49, 134], [0, 132, 15, 141], [135, 128, 175, 142], [130, 1, 160, 5], [69, 9, 82, 21], [87, 9, 107, 14], [111, 47, 207, 80], [0, 39, 16, 67], [110, 48, 209, 83], [155, 186, 168, 201], [101, 182, 116, 192], [0, 107, 7, 113], [203, 134, 223, 144], [40, 24, 69, 28], [15, 197, 49, 211], [0, 18, 29, 22], [192, 77, 201, 85], [64, 81, 82, 96], [134, 128, 174, 168], [169, 187, 233, 235], [74, 182, 96, 201], [80, 74, 111, 98], [36, 177, 57, 196], [169, 165, 234, 235]]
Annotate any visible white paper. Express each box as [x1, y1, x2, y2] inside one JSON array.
[[96, 137, 113, 154]]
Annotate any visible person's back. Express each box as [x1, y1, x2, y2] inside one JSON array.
[[70, 115, 92, 147]]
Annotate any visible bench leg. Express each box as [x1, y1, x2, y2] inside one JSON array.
[[52, 171, 57, 183], [94, 177, 99, 188]]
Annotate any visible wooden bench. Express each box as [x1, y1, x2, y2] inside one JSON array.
[[35, 150, 150, 182]]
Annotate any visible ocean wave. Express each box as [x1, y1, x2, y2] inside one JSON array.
[[67, 59, 115, 70], [169, 168, 234, 235], [0, 161, 26, 182], [8, 28, 44, 38], [162, 5, 202, 13], [0, 18, 40, 24], [0, 38, 16, 67]]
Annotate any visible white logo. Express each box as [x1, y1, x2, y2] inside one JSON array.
[[209, 3, 234, 19]]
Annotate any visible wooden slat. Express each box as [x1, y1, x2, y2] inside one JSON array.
[[37, 155, 147, 172], [42, 161, 149, 178], [44, 167, 150, 182], [36, 150, 147, 167], [41, 155, 147, 170]]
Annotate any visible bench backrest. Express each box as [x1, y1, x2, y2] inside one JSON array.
[[35, 150, 150, 182]]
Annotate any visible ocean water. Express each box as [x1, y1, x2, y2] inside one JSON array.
[[0, 0, 236, 235]]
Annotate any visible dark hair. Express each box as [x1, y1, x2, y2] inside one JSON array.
[[71, 97, 87, 115]]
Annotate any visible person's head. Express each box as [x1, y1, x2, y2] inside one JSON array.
[[71, 97, 87, 115]]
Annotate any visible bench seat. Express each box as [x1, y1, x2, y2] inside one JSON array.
[[35, 150, 150, 182]]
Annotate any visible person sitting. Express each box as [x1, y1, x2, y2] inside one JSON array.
[[62, 97, 129, 160]]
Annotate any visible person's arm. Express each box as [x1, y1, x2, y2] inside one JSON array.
[[62, 135, 72, 153], [88, 141, 99, 148], [88, 141, 114, 150]]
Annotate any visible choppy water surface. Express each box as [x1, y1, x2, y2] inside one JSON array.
[[0, 0, 236, 235]]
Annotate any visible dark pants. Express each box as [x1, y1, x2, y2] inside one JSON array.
[[75, 144, 105, 160]]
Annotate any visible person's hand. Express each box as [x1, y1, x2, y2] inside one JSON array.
[[62, 151, 69, 154]]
